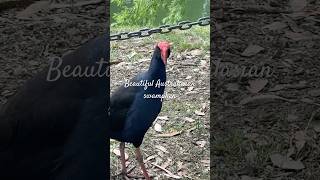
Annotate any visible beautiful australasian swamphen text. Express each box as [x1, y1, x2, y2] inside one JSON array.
[[110, 41, 171, 180]]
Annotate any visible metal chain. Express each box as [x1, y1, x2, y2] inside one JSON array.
[[110, 16, 210, 41]]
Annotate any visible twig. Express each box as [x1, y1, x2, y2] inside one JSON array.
[[151, 163, 181, 179]]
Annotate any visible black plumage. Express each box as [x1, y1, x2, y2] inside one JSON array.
[[110, 42, 171, 179], [0, 34, 110, 180]]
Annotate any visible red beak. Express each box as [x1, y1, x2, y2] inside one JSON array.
[[161, 51, 168, 65]]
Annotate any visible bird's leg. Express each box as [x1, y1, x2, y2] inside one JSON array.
[[119, 142, 127, 175], [135, 148, 151, 180]]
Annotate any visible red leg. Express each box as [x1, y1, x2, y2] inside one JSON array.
[[120, 142, 127, 175], [135, 148, 151, 180]]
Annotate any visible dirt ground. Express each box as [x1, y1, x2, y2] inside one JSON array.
[[211, 0, 320, 179], [0, 0, 106, 105]]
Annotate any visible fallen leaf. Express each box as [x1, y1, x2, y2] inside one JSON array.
[[186, 127, 196, 133], [245, 150, 257, 163], [270, 153, 305, 170], [241, 44, 264, 57], [113, 149, 129, 160], [146, 155, 157, 161], [294, 131, 307, 151], [177, 161, 185, 171], [247, 79, 268, 93], [225, 83, 239, 91], [300, 98, 315, 104], [195, 110, 205, 116], [160, 158, 172, 169], [185, 117, 195, 122], [196, 140, 206, 148], [289, 0, 307, 12], [155, 131, 182, 137], [190, 49, 203, 56], [154, 123, 162, 132], [187, 87, 194, 91], [16, 1, 50, 19], [310, 121, 320, 132], [308, 89, 320, 97], [241, 175, 263, 180], [185, 75, 192, 80], [164, 173, 182, 179], [200, 159, 210, 167], [152, 163, 182, 179], [157, 116, 169, 121], [287, 146, 295, 157], [287, 114, 299, 122], [263, 22, 287, 31], [155, 145, 168, 153], [239, 94, 296, 105], [285, 31, 314, 41], [226, 37, 242, 43]]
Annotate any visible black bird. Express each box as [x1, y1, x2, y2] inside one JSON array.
[[110, 41, 171, 179], [0, 34, 110, 180]]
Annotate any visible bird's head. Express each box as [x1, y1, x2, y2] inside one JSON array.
[[156, 41, 171, 65]]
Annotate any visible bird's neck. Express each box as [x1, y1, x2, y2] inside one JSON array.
[[148, 57, 166, 80]]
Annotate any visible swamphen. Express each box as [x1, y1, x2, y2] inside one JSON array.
[[110, 41, 171, 179], [0, 34, 110, 180]]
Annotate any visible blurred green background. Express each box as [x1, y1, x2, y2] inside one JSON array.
[[111, 0, 210, 27]]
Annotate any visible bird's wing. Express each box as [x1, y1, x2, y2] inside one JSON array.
[[110, 73, 145, 131]]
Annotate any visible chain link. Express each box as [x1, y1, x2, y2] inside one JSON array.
[[110, 16, 210, 41]]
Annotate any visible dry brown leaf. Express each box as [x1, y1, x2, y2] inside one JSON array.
[[263, 22, 287, 31], [308, 89, 320, 97], [157, 116, 169, 121], [285, 31, 314, 41], [200, 160, 210, 167], [185, 117, 195, 123], [226, 37, 242, 43], [196, 140, 206, 148], [245, 150, 257, 163], [186, 127, 196, 133], [289, 0, 307, 12], [310, 121, 320, 132], [287, 114, 299, 122], [164, 173, 182, 179], [155, 145, 168, 153], [17, 1, 50, 19], [113, 149, 129, 160], [190, 49, 203, 56], [146, 155, 157, 161], [239, 94, 296, 105], [294, 131, 307, 152], [247, 79, 268, 93], [241, 44, 264, 57], [154, 131, 182, 137], [160, 158, 172, 169], [241, 175, 263, 180], [185, 75, 192, 80], [195, 110, 205, 116], [225, 83, 239, 91], [270, 153, 305, 170], [152, 163, 182, 179]]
